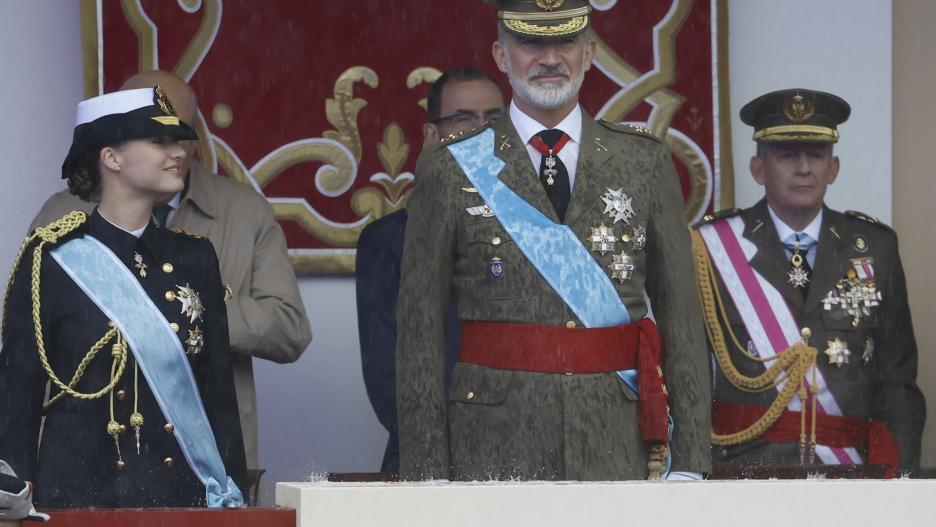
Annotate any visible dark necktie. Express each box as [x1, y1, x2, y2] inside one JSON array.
[[153, 204, 173, 227], [530, 129, 572, 223]]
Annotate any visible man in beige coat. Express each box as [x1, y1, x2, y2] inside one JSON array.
[[28, 71, 312, 474]]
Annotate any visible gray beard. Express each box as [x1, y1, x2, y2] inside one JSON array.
[[505, 55, 585, 110]]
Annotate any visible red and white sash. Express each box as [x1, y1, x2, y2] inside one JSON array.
[[699, 216, 862, 465]]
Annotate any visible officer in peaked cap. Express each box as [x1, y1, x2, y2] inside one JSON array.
[[395, 0, 711, 482], [693, 88, 925, 477]]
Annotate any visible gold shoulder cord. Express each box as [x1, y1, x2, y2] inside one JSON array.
[[1, 212, 133, 464], [690, 230, 819, 454]]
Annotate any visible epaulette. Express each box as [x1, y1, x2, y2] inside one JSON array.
[[169, 227, 204, 239], [439, 123, 492, 147], [845, 210, 893, 232], [597, 119, 662, 142], [692, 208, 742, 229]]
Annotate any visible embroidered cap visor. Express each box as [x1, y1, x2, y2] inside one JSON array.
[[486, 0, 591, 38], [62, 86, 198, 179], [740, 88, 850, 143]]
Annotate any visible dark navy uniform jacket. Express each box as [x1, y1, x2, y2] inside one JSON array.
[[355, 209, 460, 474], [0, 209, 247, 508]]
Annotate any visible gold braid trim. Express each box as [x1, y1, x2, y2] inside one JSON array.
[[690, 229, 818, 446], [0, 211, 130, 408]]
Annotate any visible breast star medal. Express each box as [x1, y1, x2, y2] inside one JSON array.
[[133, 252, 147, 278], [609, 252, 635, 283], [825, 338, 851, 367], [600, 187, 636, 225], [175, 284, 204, 323], [787, 250, 809, 288], [185, 326, 204, 355], [589, 224, 617, 255]]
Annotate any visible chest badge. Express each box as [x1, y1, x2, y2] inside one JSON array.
[[600, 187, 636, 225], [824, 338, 851, 367], [175, 284, 204, 323], [489, 257, 504, 279], [466, 204, 495, 218], [185, 326, 204, 356], [589, 223, 617, 255], [609, 252, 635, 283]]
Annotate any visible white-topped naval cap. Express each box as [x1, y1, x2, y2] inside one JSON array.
[[74, 88, 154, 126]]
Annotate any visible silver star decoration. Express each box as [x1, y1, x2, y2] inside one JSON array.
[[175, 284, 204, 323], [589, 224, 617, 255], [600, 187, 636, 225], [609, 252, 635, 283], [824, 338, 850, 367], [787, 266, 809, 288]]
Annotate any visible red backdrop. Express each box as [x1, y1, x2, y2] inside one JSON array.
[[85, 0, 731, 273]]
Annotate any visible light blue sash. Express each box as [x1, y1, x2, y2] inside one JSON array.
[[447, 128, 631, 328], [49, 235, 243, 508]]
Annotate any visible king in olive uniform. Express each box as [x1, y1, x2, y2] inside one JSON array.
[[692, 89, 925, 477], [396, 0, 711, 481]]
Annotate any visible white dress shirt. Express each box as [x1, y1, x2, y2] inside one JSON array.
[[509, 101, 583, 191], [768, 205, 822, 267]]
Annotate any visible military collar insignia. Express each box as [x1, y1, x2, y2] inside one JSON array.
[[600, 187, 636, 225]]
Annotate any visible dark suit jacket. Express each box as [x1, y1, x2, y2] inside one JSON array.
[[355, 209, 460, 473], [0, 210, 247, 507]]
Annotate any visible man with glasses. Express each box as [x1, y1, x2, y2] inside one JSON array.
[[355, 66, 505, 474], [395, 0, 710, 482]]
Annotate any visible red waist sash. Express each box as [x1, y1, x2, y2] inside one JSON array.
[[713, 400, 900, 478], [459, 318, 669, 443]]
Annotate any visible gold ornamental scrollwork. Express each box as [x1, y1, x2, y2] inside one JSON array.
[[324, 67, 379, 164]]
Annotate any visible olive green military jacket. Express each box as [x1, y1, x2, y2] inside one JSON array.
[[28, 162, 312, 470], [700, 200, 925, 472], [396, 112, 711, 481]]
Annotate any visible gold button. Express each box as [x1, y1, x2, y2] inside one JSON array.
[[116, 389, 126, 400], [621, 234, 631, 243], [164, 457, 174, 468], [466, 391, 475, 400], [169, 322, 180, 332], [162, 263, 174, 273], [565, 321, 577, 329], [491, 236, 502, 246], [164, 423, 174, 434], [165, 291, 176, 302]]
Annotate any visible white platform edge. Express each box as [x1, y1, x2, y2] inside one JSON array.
[[277, 479, 936, 527]]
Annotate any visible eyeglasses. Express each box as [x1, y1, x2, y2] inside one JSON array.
[[431, 110, 504, 128]]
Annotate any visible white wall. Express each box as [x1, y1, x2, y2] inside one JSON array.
[[0, 1, 84, 286], [728, 0, 893, 221]]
